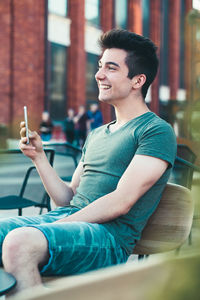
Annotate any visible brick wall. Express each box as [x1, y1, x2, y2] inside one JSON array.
[[0, 1, 11, 125], [128, 0, 142, 35], [12, 0, 46, 136], [185, 0, 193, 101], [149, 0, 161, 115], [0, 0, 46, 137], [67, 0, 86, 113], [169, 0, 181, 100], [99, 0, 114, 123]]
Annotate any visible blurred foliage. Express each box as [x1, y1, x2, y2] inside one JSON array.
[[149, 254, 200, 300], [190, 101, 200, 142], [188, 9, 200, 25]]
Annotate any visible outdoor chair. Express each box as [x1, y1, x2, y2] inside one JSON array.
[[169, 144, 197, 190], [177, 143, 196, 163], [133, 182, 193, 256], [169, 151, 200, 244], [0, 149, 55, 216], [43, 142, 82, 182]]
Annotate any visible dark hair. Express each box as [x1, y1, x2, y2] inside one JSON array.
[[99, 29, 159, 99]]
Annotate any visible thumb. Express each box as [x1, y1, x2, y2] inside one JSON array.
[[29, 131, 38, 139]]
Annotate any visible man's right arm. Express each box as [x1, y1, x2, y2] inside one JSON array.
[[19, 122, 83, 207]]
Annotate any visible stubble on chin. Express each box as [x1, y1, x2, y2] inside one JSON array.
[[98, 93, 111, 104], [98, 97, 111, 104]]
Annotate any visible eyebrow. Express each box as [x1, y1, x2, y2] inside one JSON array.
[[98, 60, 120, 68]]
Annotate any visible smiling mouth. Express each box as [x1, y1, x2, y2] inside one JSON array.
[[99, 84, 111, 90]]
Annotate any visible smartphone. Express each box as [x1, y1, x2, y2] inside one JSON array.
[[24, 106, 29, 144]]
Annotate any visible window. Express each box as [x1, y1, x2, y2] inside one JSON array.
[[86, 53, 99, 103], [142, 0, 150, 37], [115, 0, 128, 29], [48, 0, 67, 17], [85, 0, 100, 27], [48, 43, 67, 120]]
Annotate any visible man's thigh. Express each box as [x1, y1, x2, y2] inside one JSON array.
[[30, 222, 128, 276], [0, 206, 79, 265]]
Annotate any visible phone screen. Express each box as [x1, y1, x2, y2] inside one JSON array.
[[24, 106, 29, 144]]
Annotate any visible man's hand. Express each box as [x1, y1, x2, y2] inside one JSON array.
[[19, 121, 44, 162], [19, 121, 77, 207]]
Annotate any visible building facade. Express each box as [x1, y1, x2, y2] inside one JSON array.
[[0, 0, 196, 143]]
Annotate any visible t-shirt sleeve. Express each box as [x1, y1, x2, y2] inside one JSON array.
[[135, 121, 177, 168]]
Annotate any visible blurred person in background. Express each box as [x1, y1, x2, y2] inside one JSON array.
[[87, 103, 103, 131], [39, 111, 53, 142], [74, 105, 89, 147], [64, 108, 75, 144]]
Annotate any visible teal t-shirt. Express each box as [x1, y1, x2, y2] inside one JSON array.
[[70, 112, 177, 255]]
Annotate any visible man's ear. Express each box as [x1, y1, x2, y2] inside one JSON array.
[[132, 74, 146, 89]]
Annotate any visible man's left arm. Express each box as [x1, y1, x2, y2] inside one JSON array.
[[55, 154, 168, 224]]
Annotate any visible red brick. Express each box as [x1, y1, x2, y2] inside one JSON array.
[[0, 1, 11, 125], [169, 0, 181, 100], [67, 0, 86, 113], [11, 0, 46, 136], [150, 0, 161, 114], [185, 0, 192, 13], [128, 0, 142, 35], [185, 0, 193, 100], [99, 0, 114, 123], [100, 0, 113, 32], [0, 0, 45, 137]]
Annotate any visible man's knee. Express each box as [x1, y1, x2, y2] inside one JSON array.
[[2, 227, 49, 270]]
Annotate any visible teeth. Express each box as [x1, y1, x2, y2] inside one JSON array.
[[99, 84, 111, 89]]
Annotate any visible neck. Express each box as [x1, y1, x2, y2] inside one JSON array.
[[113, 95, 150, 126]]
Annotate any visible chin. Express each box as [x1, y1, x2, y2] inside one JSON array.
[[98, 96, 112, 104]]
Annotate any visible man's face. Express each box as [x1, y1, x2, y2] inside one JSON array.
[[95, 48, 133, 104]]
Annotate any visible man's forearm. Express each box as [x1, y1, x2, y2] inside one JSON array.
[[54, 189, 129, 224], [33, 151, 74, 206]]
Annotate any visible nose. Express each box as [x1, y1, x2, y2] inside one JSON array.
[[95, 68, 106, 81]]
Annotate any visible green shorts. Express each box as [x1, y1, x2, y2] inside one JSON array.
[[0, 206, 128, 276]]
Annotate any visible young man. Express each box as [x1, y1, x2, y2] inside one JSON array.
[[0, 29, 176, 293]]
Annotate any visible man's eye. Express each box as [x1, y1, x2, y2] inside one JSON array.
[[108, 66, 116, 71]]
